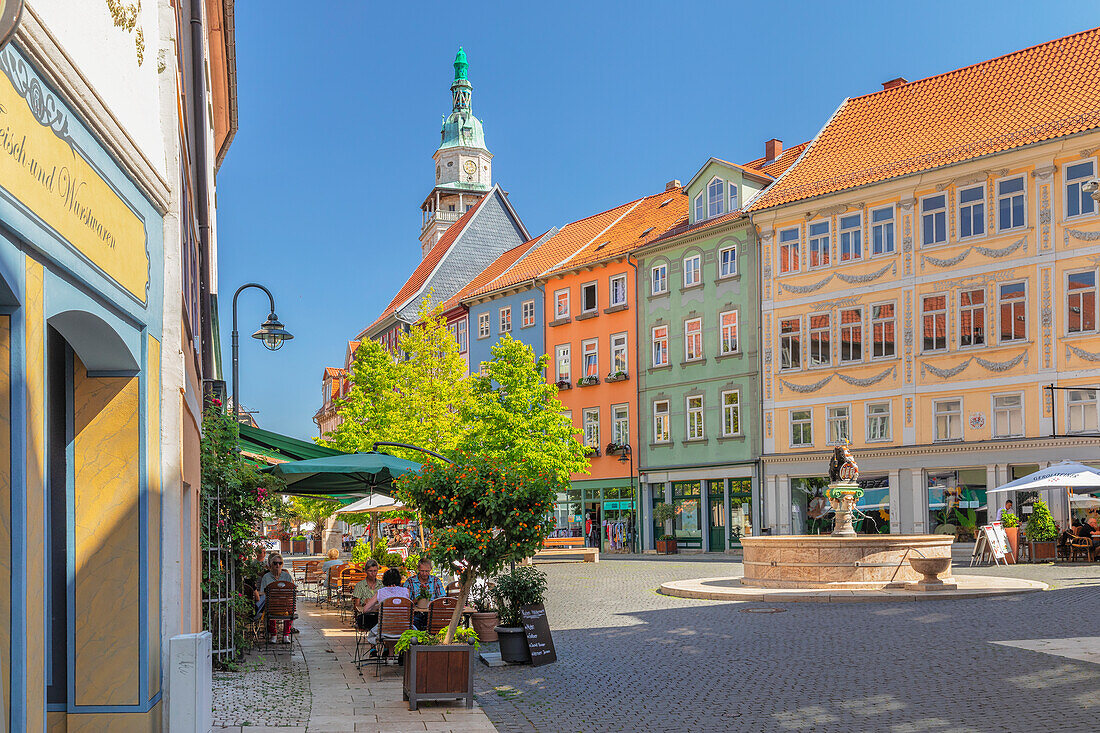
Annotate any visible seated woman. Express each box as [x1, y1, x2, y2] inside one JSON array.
[[361, 568, 409, 643], [257, 553, 295, 643], [352, 559, 381, 632]]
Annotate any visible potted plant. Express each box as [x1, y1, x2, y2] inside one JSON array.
[[577, 375, 599, 387], [491, 566, 547, 664], [290, 535, 307, 554], [396, 628, 479, 710], [1001, 511, 1020, 558], [468, 580, 499, 643], [652, 503, 678, 554], [605, 370, 628, 383], [1025, 499, 1058, 560], [554, 378, 572, 390]]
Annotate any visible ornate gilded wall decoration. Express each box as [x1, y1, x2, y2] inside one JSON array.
[[922, 359, 972, 379], [974, 351, 1027, 371], [835, 262, 894, 284], [1041, 267, 1053, 369], [902, 213, 913, 275], [920, 351, 1027, 379], [903, 290, 914, 384], [1067, 344, 1100, 362], [904, 397, 913, 426], [1039, 183, 1051, 251], [920, 237, 1026, 269], [765, 411, 773, 438], [836, 365, 896, 386], [1065, 228, 1100, 245], [779, 274, 833, 294]]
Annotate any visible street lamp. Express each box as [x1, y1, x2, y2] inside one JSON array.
[[232, 283, 293, 422], [617, 444, 637, 553]]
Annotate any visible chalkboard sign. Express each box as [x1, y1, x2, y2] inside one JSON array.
[[520, 603, 557, 666]]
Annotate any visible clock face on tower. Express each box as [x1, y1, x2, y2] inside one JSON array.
[[463, 160, 477, 175]]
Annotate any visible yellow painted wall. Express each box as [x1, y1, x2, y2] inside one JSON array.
[[0, 315, 9, 722], [146, 335, 161, 697], [73, 356, 140, 706], [25, 258, 45, 731], [63, 701, 161, 733]]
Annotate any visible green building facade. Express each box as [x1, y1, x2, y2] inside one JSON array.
[[635, 159, 770, 551]]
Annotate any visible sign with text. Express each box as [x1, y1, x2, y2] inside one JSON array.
[[520, 603, 556, 667], [982, 523, 1008, 559]]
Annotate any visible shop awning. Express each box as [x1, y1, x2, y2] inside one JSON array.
[[238, 423, 346, 467]]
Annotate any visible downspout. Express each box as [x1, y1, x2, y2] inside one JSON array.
[[626, 253, 642, 552], [191, 0, 215, 380], [753, 223, 767, 534]]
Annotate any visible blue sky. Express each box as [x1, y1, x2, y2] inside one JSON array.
[[216, 0, 1098, 440]]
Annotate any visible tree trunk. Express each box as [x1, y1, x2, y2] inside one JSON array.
[[444, 569, 472, 644]]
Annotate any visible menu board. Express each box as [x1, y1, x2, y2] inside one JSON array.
[[520, 603, 557, 667]]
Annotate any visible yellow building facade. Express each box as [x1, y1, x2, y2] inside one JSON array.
[[750, 29, 1100, 536]]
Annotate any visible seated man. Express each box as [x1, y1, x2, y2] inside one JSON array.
[[405, 558, 446, 630], [257, 554, 295, 643]]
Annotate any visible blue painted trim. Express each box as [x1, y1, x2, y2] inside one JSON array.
[[64, 343, 75, 710], [138, 328, 149, 704], [66, 689, 161, 714], [86, 369, 139, 379], [10, 281, 27, 733]]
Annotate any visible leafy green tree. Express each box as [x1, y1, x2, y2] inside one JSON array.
[[288, 496, 339, 536], [459, 335, 589, 483]]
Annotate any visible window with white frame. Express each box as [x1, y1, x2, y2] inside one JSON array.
[[997, 177, 1025, 230], [653, 400, 670, 443], [922, 295, 947, 351], [685, 318, 703, 361], [555, 344, 571, 383], [866, 402, 891, 442], [499, 306, 512, 333], [707, 178, 725, 218], [609, 274, 627, 308], [933, 399, 962, 442], [651, 264, 668, 295], [958, 185, 985, 239], [998, 282, 1026, 342], [719, 245, 737, 278], [610, 332, 628, 374], [652, 325, 669, 367], [456, 319, 468, 353], [521, 300, 535, 328], [581, 339, 598, 377], [686, 395, 705, 440], [871, 206, 895, 255], [1068, 271, 1097, 334], [839, 214, 862, 261], [840, 307, 862, 362], [809, 313, 831, 367], [721, 390, 740, 436], [683, 255, 702, 287], [583, 408, 600, 448], [693, 193, 704, 222], [827, 405, 850, 445], [992, 393, 1024, 438], [808, 221, 830, 268], [1066, 160, 1097, 219], [922, 194, 947, 245], [779, 227, 800, 274], [554, 289, 570, 319], [790, 409, 812, 447], [612, 404, 629, 446], [581, 282, 597, 313], [728, 183, 739, 212], [959, 289, 985, 347], [719, 310, 738, 354], [780, 318, 801, 370], [478, 312, 490, 338], [1067, 388, 1099, 433], [872, 303, 896, 358]]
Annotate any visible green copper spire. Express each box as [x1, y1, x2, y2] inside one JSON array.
[[453, 46, 468, 81]]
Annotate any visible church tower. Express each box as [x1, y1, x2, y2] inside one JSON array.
[[420, 47, 493, 257]]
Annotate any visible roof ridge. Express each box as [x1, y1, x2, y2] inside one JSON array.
[[849, 26, 1100, 103], [542, 197, 645, 275]]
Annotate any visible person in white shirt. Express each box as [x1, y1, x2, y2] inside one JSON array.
[[996, 499, 1014, 523]]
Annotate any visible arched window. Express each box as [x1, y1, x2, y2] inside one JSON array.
[[694, 193, 704, 222], [707, 178, 725, 218]]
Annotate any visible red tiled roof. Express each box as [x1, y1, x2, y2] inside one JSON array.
[[751, 28, 1100, 210], [324, 367, 344, 379], [744, 141, 811, 178], [646, 207, 740, 246], [440, 233, 548, 311]]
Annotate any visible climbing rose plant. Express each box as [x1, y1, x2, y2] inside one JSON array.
[[394, 452, 559, 642]]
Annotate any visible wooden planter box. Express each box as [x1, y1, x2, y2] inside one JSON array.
[[291, 539, 307, 554], [402, 639, 476, 711], [310, 539, 323, 555], [1030, 540, 1057, 561], [655, 539, 678, 555]]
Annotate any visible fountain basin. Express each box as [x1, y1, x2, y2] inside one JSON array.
[[740, 535, 953, 590]]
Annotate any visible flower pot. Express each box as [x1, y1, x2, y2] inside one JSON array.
[[402, 639, 476, 711], [1004, 527, 1019, 558], [470, 612, 499, 642], [495, 626, 530, 664], [655, 539, 678, 555], [1029, 540, 1057, 560]]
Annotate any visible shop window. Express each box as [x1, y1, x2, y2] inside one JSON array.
[[928, 469, 987, 541], [809, 313, 831, 367], [721, 390, 740, 436], [672, 481, 702, 548], [652, 325, 669, 367], [653, 400, 670, 443], [871, 206, 894, 255], [856, 475, 891, 534], [780, 318, 801, 370], [840, 307, 862, 363], [791, 476, 831, 535], [992, 393, 1024, 437], [839, 213, 862, 261], [808, 221, 830, 268], [729, 479, 752, 543], [922, 295, 947, 351], [790, 409, 813, 447], [958, 185, 985, 239], [933, 399, 962, 442], [866, 402, 891, 442], [959, 289, 985, 347], [998, 282, 1026, 341], [1068, 271, 1097, 334], [872, 303, 896, 358], [997, 177, 1025, 230], [1067, 388, 1099, 434], [922, 193, 947, 245], [827, 405, 850, 445], [686, 395, 704, 440], [778, 227, 800, 274], [651, 264, 668, 295]]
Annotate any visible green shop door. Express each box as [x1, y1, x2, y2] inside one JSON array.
[[672, 481, 702, 550], [707, 481, 725, 551]]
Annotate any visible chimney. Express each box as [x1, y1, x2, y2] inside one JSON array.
[[882, 77, 907, 90], [765, 138, 782, 163], [666, 179, 681, 191]]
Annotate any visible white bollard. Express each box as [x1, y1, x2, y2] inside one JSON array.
[[168, 631, 212, 733]]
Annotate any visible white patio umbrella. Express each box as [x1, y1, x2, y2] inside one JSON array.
[[1070, 494, 1100, 509], [987, 461, 1100, 494], [335, 494, 405, 514]]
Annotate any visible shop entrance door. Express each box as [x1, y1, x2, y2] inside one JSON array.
[[707, 481, 725, 551], [584, 502, 601, 548]]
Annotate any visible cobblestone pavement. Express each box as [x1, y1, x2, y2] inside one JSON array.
[[212, 642, 311, 728], [473, 557, 1100, 733]]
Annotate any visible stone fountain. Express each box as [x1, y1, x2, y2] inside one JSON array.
[[740, 444, 954, 590]]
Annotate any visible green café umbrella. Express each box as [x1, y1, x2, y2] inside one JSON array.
[[265, 451, 422, 499]]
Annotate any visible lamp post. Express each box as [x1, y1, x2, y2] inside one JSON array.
[[617, 444, 636, 553], [231, 283, 293, 422]]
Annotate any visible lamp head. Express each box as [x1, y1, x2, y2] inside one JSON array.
[[253, 312, 293, 351]]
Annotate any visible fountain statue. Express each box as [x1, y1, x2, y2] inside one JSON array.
[[826, 443, 864, 537]]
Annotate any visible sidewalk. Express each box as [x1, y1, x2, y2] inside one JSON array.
[[213, 600, 498, 733]]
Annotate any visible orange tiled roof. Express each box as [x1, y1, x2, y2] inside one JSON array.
[[647, 208, 741, 246], [363, 196, 486, 334], [440, 233, 548, 311], [751, 28, 1100, 211], [546, 187, 688, 274], [744, 141, 811, 178], [324, 367, 344, 379], [465, 200, 640, 299]]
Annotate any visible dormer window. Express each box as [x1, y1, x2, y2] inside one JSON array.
[[694, 193, 704, 222], [728, 184, 739, 211], [707, 177, 725, 218]]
